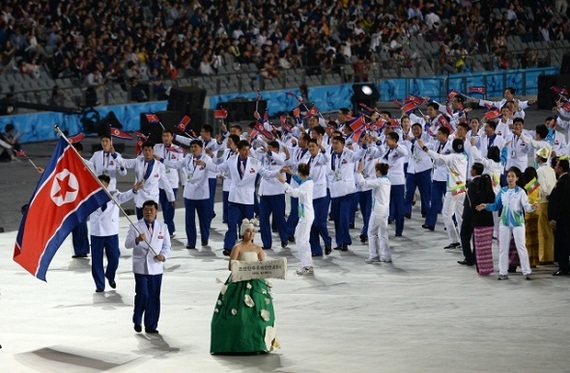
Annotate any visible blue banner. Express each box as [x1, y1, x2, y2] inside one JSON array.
[[0, 101, 168, 143], [2, 67, 559, 143]]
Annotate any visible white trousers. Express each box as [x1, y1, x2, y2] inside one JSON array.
[[367, 211, 390, 260], [498, 225, 532, 276], [295, 217, 314, 268], [442, 192, 464, 244]]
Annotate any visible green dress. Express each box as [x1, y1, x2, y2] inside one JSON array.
[[210, 252, 277, 354]]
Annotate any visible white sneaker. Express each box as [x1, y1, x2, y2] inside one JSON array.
[[380, 257, 392, 263], [296, 266, 314, 275], [365, 257, 381, 264]]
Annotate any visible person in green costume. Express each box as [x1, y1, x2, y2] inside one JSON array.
[[210, 219, 278, 354]]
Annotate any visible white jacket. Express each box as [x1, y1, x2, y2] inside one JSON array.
[[125, 219, 171, 275], [89, 189, 136, 236], [164, 154, 212, 200], [88, 151, 127, 192], [120, 157, 175, 207]]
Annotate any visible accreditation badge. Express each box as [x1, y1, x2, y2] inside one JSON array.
[[335, 171, 342, 181]]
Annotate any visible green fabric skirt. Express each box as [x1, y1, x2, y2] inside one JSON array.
[[210, 275, 276, 354]]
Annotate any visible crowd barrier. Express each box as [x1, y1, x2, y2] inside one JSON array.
[[1, 67, 558, 144]]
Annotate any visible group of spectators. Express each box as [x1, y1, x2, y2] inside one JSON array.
[[0, 0, 570, 92]]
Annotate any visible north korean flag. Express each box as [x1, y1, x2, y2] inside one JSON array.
[[110, 127, 132, 140], [177, 115, 191, 132], [13, 138, 110, 280]]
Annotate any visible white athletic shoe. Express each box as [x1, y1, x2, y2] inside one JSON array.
[[364, 257, 381, 264], [296, 266, 314, 275]]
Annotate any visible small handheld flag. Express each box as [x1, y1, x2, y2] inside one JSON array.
[[110, 127, 132, 140]]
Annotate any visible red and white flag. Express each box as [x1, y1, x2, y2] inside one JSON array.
[[468, 86, 487, 95], [145, 113, 160, 123], [214, 109, 228, 119], [68, 133, 85, 144], [135, 132, 148, 155], [110, 127, 132, 140], [14, 138, 110, 280], [177, 115, 191, 132]]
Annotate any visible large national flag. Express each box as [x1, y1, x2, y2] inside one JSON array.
[[14, 138, 110, 280], [110, 127, 132, 140]]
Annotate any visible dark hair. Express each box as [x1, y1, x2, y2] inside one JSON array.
[[505, 87, 516, 95], [72, 142, 83, 152], [142, 141, 155, 149], [558, 159, 570, 172], [201, 124, 214, 134], [190, 139, 203, 147], [162, 128, 174, 135], [100, 134, 112, 140], [507, 166, 525, 188], [307, 138, 318, 146], [380, 110, 392, 118], [386, 132, 399, 142], [487, 146, 500, 162], [230, 124, 242, 133], [512, 117, 524, 126], [5, 123, 15, 132], [485, 121, 497, 130], [472, 162, 484, 176], [98, 174, 111, 184], [411, 122, 422, 130], [312, 126, 325, 136], [438, 126, 450, 137], [535, 124, 548, 139], [142, 200, 159, 209], [524, 166, 537, 183], [427, 102, 439, 110], [228, 134, 240, 145], [332, 135, 345, 145], [452, 138, 464, 153], [298, 163, 310, 176], [267, 140, 280, 150], [376, 163, 389, 176], [457, 122, 469, 132], [237, 140, 250, 149], [300, 133, 311, 142]]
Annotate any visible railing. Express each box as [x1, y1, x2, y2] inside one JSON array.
[[1, 45, 568, 114]]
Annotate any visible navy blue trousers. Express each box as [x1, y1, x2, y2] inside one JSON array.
[[404, 169, 432, 216], [184, 198, 211, 247], [310, 195, 332, 255], [359, 190, 372, 236], [133, 273, 162, 331], [259, 194, 288, 248], [224, 202, 254, 250], [286, 196, 299, 237], [208, 178, 217, 219], [72, 220, 89, 255], [425, 180, 446, 228], [159, 188, 178, 234], [330, 193, 355, 247], [90, 234, 120, 291], [222, 191, 229, 223], [390, 185, 405, 235]]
